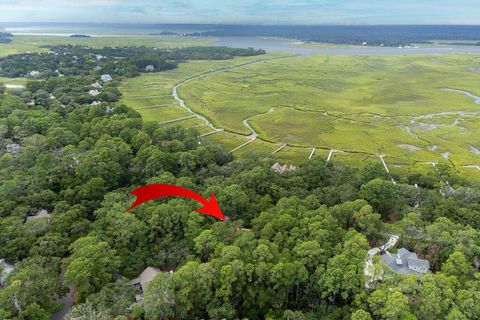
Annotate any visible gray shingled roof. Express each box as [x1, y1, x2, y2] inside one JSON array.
[[26, 209, 51, 222], [381, 248, 430, 275]]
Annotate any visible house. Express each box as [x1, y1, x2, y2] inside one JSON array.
[[0, 259, 14, 287], [88, 89, 100, 97], [381, 248, 430, 275], [101, 74, 113, 82], [129, 267, 161, 293], [27, 70, 40, 78], [26, 209, 51, 222], [129, 267, 170, 304], [271, 162, 297, 174], [91, 82, 103, 89], [5, 143, 21, 155], [145, 65, 155, 72]]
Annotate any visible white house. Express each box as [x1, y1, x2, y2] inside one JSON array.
[[27, 71, 41, 78], [271, 162, 297, 174], [101, 74, 113, 82], [91, 82, 103, 89], [88, 89, 100, 97]]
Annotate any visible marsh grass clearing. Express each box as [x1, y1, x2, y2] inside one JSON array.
[[167, 54, 480, 176], [90, 48, 480, 180]]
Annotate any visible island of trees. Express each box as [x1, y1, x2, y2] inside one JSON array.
[[0, 44, 479, 320], [69, 34, 91, 38], [0, 32, 13, 44]]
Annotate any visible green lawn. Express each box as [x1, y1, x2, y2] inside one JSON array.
[[0, 77, 28, 85]]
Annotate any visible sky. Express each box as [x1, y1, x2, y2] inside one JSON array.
[[0, 0, 479, 25]]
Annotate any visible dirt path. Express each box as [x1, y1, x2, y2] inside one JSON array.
[[327, 149, 336, 161], [158, 115, 196, 125], [230, 139, 256, 153], [271, 144, 287, 155]]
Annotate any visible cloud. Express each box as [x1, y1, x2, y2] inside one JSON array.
[[0, 0, 479, 24]]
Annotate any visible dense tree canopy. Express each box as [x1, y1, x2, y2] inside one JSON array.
[[0, 45, 479, 319], [0, 45, 265, 79]]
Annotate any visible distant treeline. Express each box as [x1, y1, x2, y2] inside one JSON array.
[[446, 42, 480, 46], [191, 25, 480, 47], [0, 45, 265, 78], [0, 32, 13, 43], [150, 31, 180, 36], [69, 34, 91, 38]]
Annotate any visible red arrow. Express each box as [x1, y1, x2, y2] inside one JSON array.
[[128, 184, 224, 221]]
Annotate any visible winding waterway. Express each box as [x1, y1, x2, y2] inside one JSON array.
[[441, 88, 480, 104], [172, 56, 296, 138]]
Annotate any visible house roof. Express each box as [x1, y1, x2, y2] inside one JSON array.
[[0, 259, 14, 284], [407, 258, 430, 271], [5, 143, 21, 154], [91, 82, 103, 89], [26, 209, 51, 222], [101, 74, 112, 82], [271, 162, 296, 174], [381, 248, 430, 275], [88, 89, 100, 97], [129, 267, 161, 292]]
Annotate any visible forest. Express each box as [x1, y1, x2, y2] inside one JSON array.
[[0, 45, 265, 78], [0, 44, 479, 320]]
